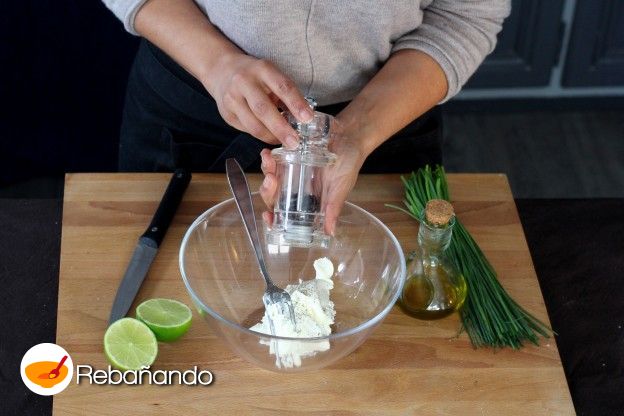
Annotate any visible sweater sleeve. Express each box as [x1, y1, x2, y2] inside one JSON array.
[[391, 0, 511, 102], [101, 0, 150, 35]]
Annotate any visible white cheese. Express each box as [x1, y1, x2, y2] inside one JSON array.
[[250, 257, 336, 368]]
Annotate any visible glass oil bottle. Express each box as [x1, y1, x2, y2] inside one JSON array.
[[400, 199, 467, 320]]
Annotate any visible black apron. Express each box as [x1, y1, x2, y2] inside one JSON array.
[[118, 40, 442, 173]]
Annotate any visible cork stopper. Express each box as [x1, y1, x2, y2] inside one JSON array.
[[424, 199, 455, 227]]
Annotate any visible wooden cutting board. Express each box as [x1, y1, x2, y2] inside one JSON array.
[[54, 173, 574, 415]]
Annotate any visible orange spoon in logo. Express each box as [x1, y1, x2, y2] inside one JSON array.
[[38, 355, 68, 379]]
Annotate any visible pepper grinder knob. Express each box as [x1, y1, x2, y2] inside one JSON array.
[[304, 96, 317, 110]]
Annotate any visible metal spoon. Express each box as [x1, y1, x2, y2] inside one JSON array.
[[225, 158, 297, 335]]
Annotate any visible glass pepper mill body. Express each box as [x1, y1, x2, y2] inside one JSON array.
[[400, 199, 467, 320], [266, 98, 336, 247]]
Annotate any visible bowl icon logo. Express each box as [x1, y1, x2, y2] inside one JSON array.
[[20, 343, 73, 396]]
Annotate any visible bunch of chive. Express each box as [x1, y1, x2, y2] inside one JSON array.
[[388, 165, 552, 349]]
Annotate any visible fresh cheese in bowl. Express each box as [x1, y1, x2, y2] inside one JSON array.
[[250, 257, 336, 368], [180, 193, 406, 372]]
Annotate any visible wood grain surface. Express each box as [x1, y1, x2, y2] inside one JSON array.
[[54, 173, 574, 415]]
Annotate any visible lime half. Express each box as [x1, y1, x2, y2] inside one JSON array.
[[136, 298, 192, 342], [104, 318, 158, 371]]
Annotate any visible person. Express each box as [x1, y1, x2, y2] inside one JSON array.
[[103, 0, 510, 235]]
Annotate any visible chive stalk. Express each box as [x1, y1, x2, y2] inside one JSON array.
[[388, 165, 552, 349]]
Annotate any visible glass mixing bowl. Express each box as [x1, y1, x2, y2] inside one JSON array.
[[179, 193, 405, 372]]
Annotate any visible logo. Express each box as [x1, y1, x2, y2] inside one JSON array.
[[20, 343, 74, 396]]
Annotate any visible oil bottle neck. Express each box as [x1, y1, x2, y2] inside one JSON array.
[[418, 218, 454, 256]]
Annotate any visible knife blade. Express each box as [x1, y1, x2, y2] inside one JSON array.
[[108, 169, 192, 325]]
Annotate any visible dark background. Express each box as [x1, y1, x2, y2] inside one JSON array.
[[1, 0, 623, 187], [0, 1, 138, 183]]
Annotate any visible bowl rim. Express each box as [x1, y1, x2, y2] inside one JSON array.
[[179, 193, 406, 342]]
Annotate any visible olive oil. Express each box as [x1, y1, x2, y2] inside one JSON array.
[[399, 200, 467, 320], [400, 264, 467, 320]]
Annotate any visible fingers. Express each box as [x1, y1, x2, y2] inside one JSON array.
[[262, 211, 274, 228], [217, 104, 245, 132], [218, 59, 309, 147], [260, 67, 314, 123], [260, 148, 276, 175], [260, 149, 278, 209], [324, 197, 344, 237], [214, 55, 313, 147], [322, 173, 356, 237], [241, 81, 299, 148], [224, 94, 279, 144], [260, 172, 278, 210]]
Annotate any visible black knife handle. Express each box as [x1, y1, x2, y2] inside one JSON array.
[[141, 169, 192, 247]]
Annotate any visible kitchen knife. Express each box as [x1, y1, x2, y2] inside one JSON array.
[[108, 169, 192, 325]]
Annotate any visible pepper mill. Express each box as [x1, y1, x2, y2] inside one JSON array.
[[265, 97, 336, 247]]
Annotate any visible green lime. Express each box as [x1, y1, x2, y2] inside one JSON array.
[[104, 318, 158, 371], [136, 298, 192, 342]]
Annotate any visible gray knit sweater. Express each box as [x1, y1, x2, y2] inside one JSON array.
[[102, 0, 510, 105]]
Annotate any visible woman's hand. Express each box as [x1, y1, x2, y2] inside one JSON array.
[[257, 49, 448, 234], [203, 53, 314, 148], [135, 0, 313, 147], [258, 118, 368, 236]]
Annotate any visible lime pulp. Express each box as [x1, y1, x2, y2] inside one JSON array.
[[136, 298, 192, 342], [104, 318, 158, 371]]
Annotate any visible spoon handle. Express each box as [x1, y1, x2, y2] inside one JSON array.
[[55, 355, 68, 371], [225, 158, 273, 288]]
